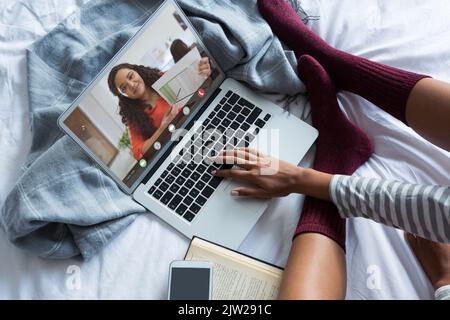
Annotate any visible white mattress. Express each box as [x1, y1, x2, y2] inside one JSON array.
[[1, 0, 449, 299]]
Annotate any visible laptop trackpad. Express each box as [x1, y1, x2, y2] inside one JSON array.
[[221, 180, 267, 212]]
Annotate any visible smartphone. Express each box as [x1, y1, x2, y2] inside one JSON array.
[[168, 260, 213, 300]]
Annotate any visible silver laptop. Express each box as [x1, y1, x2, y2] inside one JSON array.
[[58, 0, 318, 250]]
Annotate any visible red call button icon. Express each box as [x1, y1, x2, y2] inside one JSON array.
[[197, 88, 205, 98]]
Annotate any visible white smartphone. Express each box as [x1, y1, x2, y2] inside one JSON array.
[[168, 260, 213, 300]]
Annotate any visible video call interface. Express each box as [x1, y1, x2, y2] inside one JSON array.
[[63, 2, 221, 188]]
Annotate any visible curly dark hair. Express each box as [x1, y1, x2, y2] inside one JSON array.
[[107, 63, 162, 139]]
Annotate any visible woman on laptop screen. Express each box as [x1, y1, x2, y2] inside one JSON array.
[[108, 64, 179, 160], [108, 55, 212, 160]]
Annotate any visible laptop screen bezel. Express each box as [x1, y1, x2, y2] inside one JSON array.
[[57, 0, 226, 195]]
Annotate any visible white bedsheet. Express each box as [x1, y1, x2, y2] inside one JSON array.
[[1, 0, 449, 299]]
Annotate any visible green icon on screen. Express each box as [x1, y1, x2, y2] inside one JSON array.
[[139, 159, 147, 168]]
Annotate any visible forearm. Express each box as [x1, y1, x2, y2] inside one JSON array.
[[330, 175, 450, 243], [293, 168, 333, 201], [292, 168, 450, 243]]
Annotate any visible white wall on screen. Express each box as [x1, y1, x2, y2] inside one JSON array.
[[115, 4, 196, 69], [78, 89, 125, 147]]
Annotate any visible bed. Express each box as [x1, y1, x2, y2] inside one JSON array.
[[1, 0, 449, 299]]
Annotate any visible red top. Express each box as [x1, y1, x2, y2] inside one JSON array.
[[128, 97, 171, 159]]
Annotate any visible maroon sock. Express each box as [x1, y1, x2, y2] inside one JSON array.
[[258, 0, 430, 124], [295, 55, 374, 250]]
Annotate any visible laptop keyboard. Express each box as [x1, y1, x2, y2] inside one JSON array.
[[148, 90, 272, 222]]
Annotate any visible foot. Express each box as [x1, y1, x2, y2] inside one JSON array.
[[297, 55, 374, 174], [406, 233, 450, 290], [295, 55, 374, 251], [258, 0, 428, 125]]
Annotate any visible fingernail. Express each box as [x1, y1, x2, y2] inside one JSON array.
[[231, 190, 239, 196], [211, 170, 216, 175]]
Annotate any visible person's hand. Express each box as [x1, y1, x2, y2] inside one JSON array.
[[161, 106, 177, 128], [173, 103, 184, 114], [198, 57, 212, 79], [213, 148, 303, 199]]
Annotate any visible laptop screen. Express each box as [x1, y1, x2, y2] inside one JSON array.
[[59, 0, 224, 192]]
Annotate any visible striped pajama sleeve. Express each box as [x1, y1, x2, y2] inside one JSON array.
[[435, 285, 450, 300], [329, 175, 450, 243]]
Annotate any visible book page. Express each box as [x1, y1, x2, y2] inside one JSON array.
[[151, 47, 205, 108], [185, 241, 282, 300]]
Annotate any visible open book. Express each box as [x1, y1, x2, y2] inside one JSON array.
[[184, 237, 283, 300]]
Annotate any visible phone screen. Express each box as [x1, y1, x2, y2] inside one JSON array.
[[169, 267, 211, 300]]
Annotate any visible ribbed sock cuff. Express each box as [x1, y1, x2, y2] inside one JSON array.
[[294, 197, 346, 251], [329, 51, 431, 124], [351, 58, 431, 124]]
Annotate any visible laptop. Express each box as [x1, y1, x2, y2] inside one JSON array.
[[58, 0, 318, 250]]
